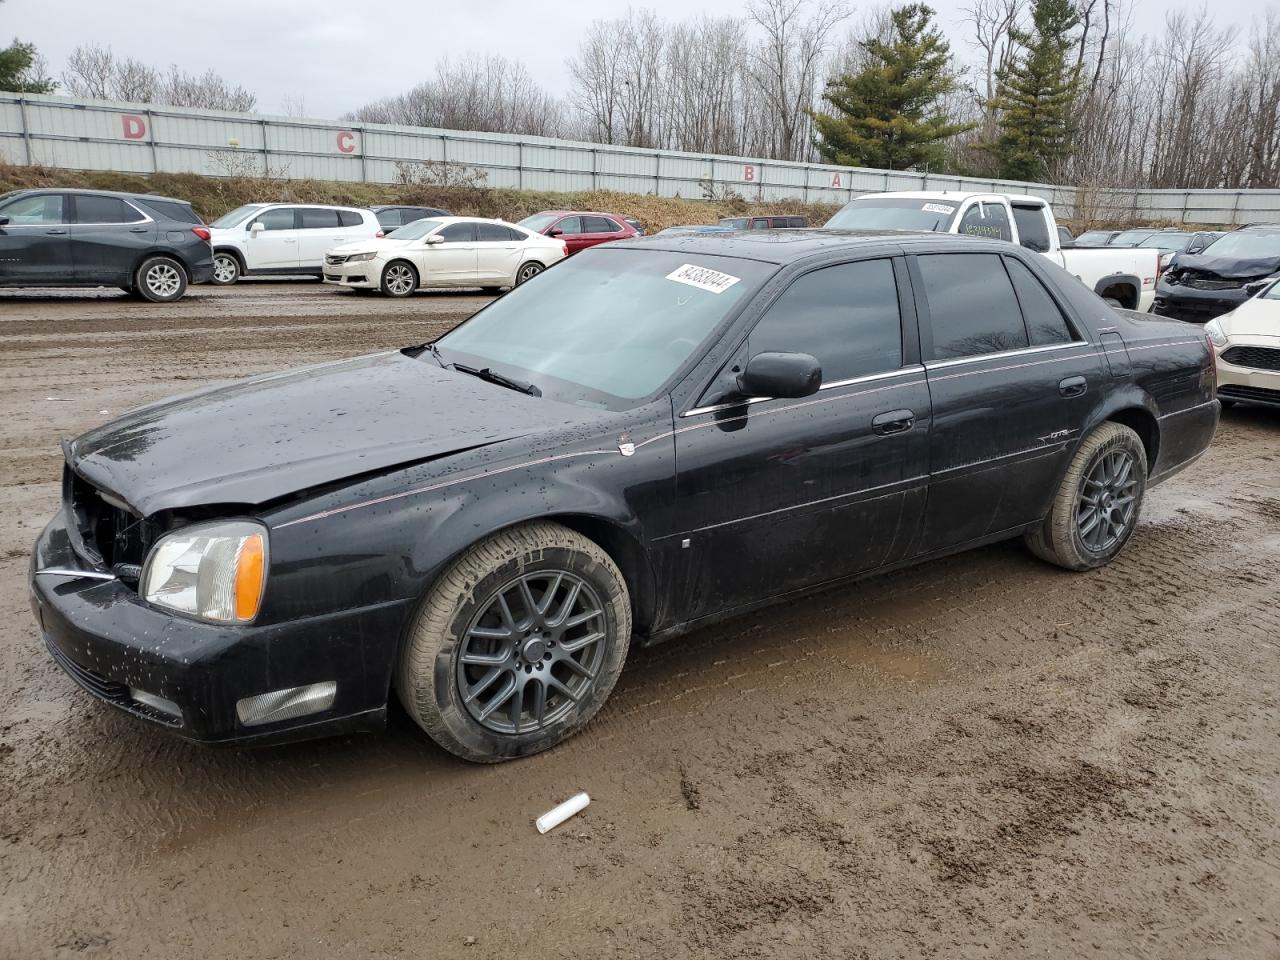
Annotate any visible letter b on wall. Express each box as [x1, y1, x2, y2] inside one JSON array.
[[122, 114, 147, 140]]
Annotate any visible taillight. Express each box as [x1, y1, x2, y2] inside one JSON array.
[[191, 226, 211, 242], [561, 242, 568, 257], [376, 230, 385, 238]]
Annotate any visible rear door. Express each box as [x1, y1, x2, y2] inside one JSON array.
[[910, 250, 1102, 554], [296, 208, 351, 269], [68, 194, 154, 284], [243, 207, 301, 270], [672, 255, 931, 618], [474, 222, 523, 284], [0, 192, 72, 284], [422, 222, 478, 285]]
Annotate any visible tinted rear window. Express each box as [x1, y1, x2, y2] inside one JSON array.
[[1011, 206, 1051, 252], [1005, 257, 1075, 345], [338, 210, 364, 227], [299, 209, 341, 229], [917, 253, 1029, 359], [136, 198, 201, 224], [74, 195, 145, 224]]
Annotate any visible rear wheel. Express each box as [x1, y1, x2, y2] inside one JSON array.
[[211, 251, 241, 285], [1103, 296, 1123, 308], [396, 522, 631, 762], [515, 261, 544, 286], [380, 261, 418, 297], [134, 256, 187, 303], [1025, 422, 1147, 571]]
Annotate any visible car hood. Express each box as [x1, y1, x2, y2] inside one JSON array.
[[1168, 252, 1280, 280], [1221, 298, 1280, 340], [67, 351, 601, 517], [331, 237, 416, 255]]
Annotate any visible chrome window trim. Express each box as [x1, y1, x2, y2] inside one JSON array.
[[681, 365, 926, 418], [0, 194, 156, 228], [924, 340, 1089, 370]]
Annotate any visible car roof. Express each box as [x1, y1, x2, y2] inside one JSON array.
[[370, 204, 446, 211], [531, 210, 625, 218], [615, 228, 1003, 264], [861, 190, 1046, 204], [1238, 223, 1280, 233], [9, 186, 192, 205]]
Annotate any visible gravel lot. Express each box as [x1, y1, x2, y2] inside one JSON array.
[[1, 281, 1278, 959]]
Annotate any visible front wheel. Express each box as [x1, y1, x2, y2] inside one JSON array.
[[514, 261, 544, 286], [1025, 422, 1147, 571], [380, 261, 418, 298], [211, 251, 241, 285], [396, 522, 632, 762], [134, 256, 188, 303]]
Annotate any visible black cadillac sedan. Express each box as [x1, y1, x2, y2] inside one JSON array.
[[30, 231, 1219, 762]]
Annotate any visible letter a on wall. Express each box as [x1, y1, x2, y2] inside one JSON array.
[[831, 172, 842, 188], [122, 115, 147, 140]]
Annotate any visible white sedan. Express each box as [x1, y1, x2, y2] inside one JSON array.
[[1207, 278, 1280, 410], [322, 216, 568, 297]]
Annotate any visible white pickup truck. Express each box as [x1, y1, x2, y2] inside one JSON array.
[[825, 191, 1158, 311]]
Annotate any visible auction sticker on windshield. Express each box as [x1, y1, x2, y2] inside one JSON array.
[[666, 264, 742, 294], [922, 203, 956, 215]]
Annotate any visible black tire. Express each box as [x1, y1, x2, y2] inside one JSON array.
[[396, 522, 632, 763], [481, 286, 503, 295], [1025, 422, 1147, 571], [134, 256, 188, 303], [211, 251, 241, 285], [514, 261, 544, 286], [1103, 296, 1123, 308], [380, 260, 418, 298], [1218, 398, 1236, 409]]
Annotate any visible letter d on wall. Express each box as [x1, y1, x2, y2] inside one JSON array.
[[122, 114, 147, 140]]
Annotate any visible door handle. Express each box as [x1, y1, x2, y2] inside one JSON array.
[[872, 409, 915, 435], [129, 226, 148, 233], [1059, 375, 1088, 398], [45, 228, 68, 235]]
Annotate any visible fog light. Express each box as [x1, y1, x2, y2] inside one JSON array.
[[130, 688, 182, 720], [236, 682, 337, 727]]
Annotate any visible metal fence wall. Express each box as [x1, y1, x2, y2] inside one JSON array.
[[4, 93, 1280, 225]]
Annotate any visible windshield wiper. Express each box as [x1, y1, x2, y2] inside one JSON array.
[[450, 362, 542, 397]]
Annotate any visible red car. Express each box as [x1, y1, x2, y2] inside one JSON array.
[[517, 211, 638, 254]]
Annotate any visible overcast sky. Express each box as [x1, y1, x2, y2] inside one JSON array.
[[3, 0, 1260, 117]]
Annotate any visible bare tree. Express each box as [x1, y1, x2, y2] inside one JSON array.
[[61, 43, 255, 110]]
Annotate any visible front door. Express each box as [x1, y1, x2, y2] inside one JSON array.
[[0, 192, 72, 284], [551, 216, 590, 254], [68, 194, 155, 284], [670, 256, 931, 620], [422, 222, 479, 285], [243, 207, 301, 270], [910, 251, 1103, 554]]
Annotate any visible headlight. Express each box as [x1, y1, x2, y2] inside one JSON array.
[[345, 252, 376, 262], [142, 521, 268, 623], [1204, 318, 1229, 349]]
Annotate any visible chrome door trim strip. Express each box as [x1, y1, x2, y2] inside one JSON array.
[[924, 341, 1088, 370], [1156, 398, 1219, 420], [681, 365, 926, 418]]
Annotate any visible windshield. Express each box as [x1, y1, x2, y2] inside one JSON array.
[[1109, 230, 1157, 246], [1138, 233, 1193, 252], [1198, 231, 1280, 260], [1262, 280, 1280, 300], [386, 218, 444, 240], [518, 213, 558, 233], [1075, 231, 1113, 245], [211, 204, 264, 229], [824, 197, 958, 232], [434, 248, 773, 408]]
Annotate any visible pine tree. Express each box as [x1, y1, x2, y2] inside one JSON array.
[[813, 4, 973, 171], [0, 39, 53, 94], [988, 0, 1081, 182]]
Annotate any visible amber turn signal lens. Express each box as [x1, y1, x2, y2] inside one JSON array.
[[234, 534, 266, 621]]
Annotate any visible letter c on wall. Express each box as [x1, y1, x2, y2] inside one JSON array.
[[122, 115, 147, 140], [337, 131, 357, 154]]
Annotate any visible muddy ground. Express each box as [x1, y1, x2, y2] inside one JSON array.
[[1, 282, 1278, 960]]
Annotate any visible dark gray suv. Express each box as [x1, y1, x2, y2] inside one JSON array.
[[0, 188, 214, 301]]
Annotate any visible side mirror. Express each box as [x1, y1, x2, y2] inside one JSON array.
[[249, 221, 265, 235], [424, 235, 444, 245], [737, 352, 822, 400], [548, 228, 564, 237]]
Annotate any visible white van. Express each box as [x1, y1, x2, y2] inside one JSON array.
[[208, 203, 381, 284]]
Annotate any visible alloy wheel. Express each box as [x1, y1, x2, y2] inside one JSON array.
[[145, 263, 182, 299], [384, 264, 415, 296], [517, 263, 542, 284], [1076, 448, 1138, 552], [212, 255, 237, 283], [456, 571, 608, 735]]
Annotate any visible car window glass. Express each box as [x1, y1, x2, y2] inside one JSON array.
[[254, 208, 296, 230], [73, 195, 143, 224], [376, 209, 401, 228], [1004, 257, 1075, 345], [749, 259, 903, 382], [137, 199, 200, 224], [555, 217, 582, 234], [1011, 206, 1052, 252], [477, 222, 516, 242], [581, 216, 608, 233], [338, 210, 363, 227], [1, 193, 64, 224], [918, 253, 1029, 359], [958, 202, 1012, 241], [439, 223, 476, 243], [299, 209, 341, 229], [750, 219, 771, 229]]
